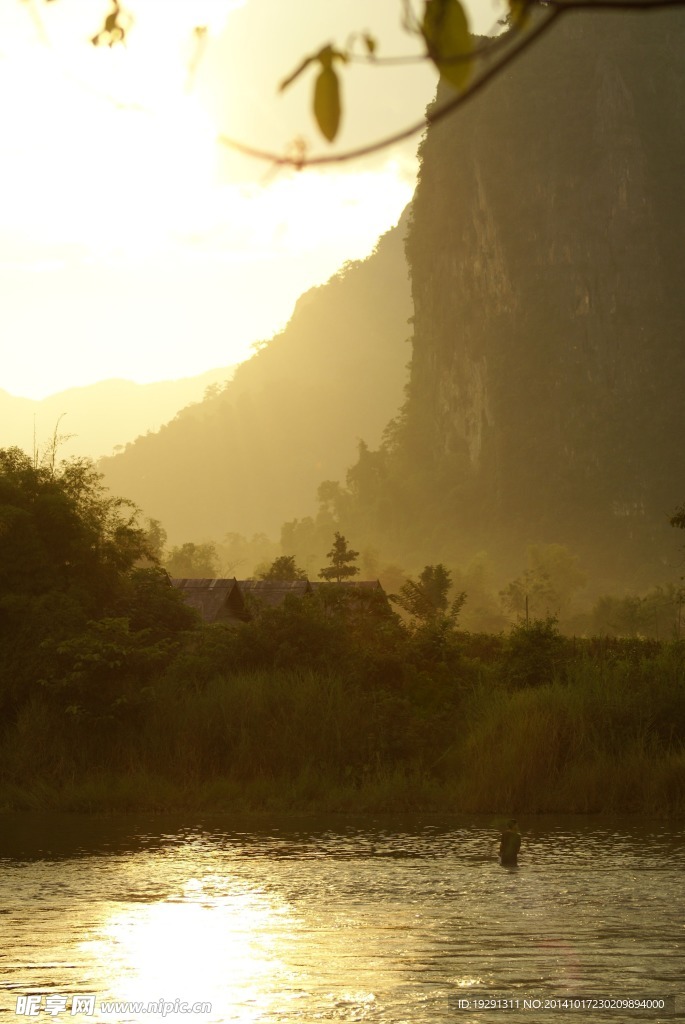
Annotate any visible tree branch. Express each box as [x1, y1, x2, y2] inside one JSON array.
[[218, 0, 685, 170], [218, 6, 564, 168]]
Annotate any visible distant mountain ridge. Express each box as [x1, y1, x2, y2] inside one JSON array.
[[100, 209, 412, 543], [1, 368, 234, 462]]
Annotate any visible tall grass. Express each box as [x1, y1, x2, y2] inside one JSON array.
[[0, 668, 425, 811], [0, 644, 683, 814], [449, 645, 685, 814]]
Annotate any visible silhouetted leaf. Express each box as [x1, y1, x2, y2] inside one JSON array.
[[422, 0, 472, 92], [90, 1, 129, 47], [313, 65, 341, 142], [363, 33, 377, 56]]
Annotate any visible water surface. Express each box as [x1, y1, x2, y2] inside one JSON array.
[[0, 814, 682, 1022]]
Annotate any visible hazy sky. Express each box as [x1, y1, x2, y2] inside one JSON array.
[[1, 0, 499, 399]]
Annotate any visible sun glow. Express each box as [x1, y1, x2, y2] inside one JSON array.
[[0, 0, 417, 399], [89, 877, 299, 1020], [0, 4, 220, 259]]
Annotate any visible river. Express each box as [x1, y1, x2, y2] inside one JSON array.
[[0, 814, 682, 1022]]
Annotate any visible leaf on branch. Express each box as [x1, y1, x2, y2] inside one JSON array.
[[422, 0, 472, 92], [363, 33, 377, 56], [280, 44, 346, 142], [318, 44, 348, 70], [279, 56, 315, 93], [314, 64, 341, 142], [90, 1, 130, 47]]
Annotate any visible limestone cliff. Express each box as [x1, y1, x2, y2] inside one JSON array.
[[401, 9, 685, 582]]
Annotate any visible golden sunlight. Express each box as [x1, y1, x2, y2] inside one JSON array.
[[89, 878, 299, 1019], [0, 0, 416, 397]]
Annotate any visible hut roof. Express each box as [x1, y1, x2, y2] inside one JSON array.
[[171, 578, 248, 624], [237, 579, 313, 607]]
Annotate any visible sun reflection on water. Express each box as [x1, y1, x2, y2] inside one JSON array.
[[85, 875, 299, 1021]]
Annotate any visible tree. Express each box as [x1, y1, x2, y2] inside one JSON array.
[[500, 544, 586, 622], [218, 532, 279, 577], [391, 563, 466, 626], [670, 504, 685, 530], [504, 616, 567, 688], [319, 532, 360, 582], [500, 570, 550, 623], [588, 584, 685, 639], [142, 518, 167, 564], [0, 446, 150, 612], [0, 446, 194, 716], [257, 554, 308, 581], [164, 542, 219, 579], [450, 553, 508, 633], [588, 593, 648, 638]]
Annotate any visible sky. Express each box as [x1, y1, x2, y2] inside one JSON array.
[[1, 0, 499, 400]]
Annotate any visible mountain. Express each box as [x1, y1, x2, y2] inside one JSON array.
[[1, 368, 234, 462], [325, 9, 685, 590], [99, 211, 412, 543]]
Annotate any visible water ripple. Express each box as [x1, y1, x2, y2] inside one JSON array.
[[0, 814, 682, 1022]]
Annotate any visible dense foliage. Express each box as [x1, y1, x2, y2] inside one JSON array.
[[0, 448, 197, 720], [2, 577, 684, 814], [257, 555, 308, 581], [1, 446, 683, 814]]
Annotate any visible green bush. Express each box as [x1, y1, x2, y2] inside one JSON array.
[[503, 616, 569, 687]]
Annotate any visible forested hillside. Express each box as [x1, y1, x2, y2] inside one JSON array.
[[0, 368, 233, 462], [100, 212, 411, 543]]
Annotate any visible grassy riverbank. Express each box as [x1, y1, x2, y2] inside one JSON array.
[[1, 636, 683, 816]]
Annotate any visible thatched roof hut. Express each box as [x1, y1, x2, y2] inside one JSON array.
[[171, 578, 249, 624], [171, 577, 389, 623], [237, 579, 313, 608]]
